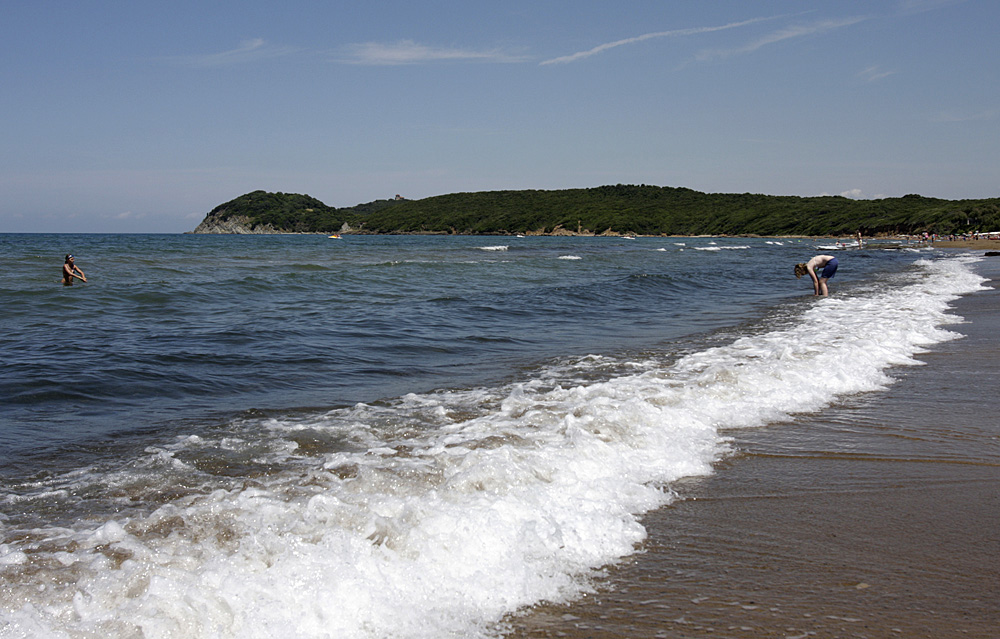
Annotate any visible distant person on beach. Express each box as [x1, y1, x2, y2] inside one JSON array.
[[794, 254, 837, 296], [62, 254, 86, 285]]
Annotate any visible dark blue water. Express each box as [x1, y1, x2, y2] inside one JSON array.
[[1, 234, 918, 464]]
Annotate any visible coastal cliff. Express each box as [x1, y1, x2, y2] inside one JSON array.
[[190, 190, 398, 234], [191, 214, 283, 234]]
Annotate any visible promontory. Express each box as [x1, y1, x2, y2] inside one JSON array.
[[190, 186, 1000, 237]]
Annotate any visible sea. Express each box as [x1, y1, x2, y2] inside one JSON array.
[[0, 233, 989, 638]]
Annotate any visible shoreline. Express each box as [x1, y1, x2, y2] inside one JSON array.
[[932, 238, 1000, 250], [507, 258, 1000, 638], [181, 229, 1000, 250]]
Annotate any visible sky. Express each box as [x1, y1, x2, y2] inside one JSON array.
[[1, 0, 997, 233]]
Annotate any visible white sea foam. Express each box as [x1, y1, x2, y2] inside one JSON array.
[[0, 257, 985, 639], [479, 245, 508, 252], [694, 245, 750, 251], [558, 255, 582, 260]]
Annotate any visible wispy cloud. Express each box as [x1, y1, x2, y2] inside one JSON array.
[[858, 65, 896, 82], [105, 210, 146, 220], [167, 39, 298, 68], [539, 16, 779, 66], [342, 40, 527, 65], [695, 16, 868, 62]]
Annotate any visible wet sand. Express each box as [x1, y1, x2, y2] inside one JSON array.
[[508, 257, 1000, 638], [934, 238, 1000, 251]]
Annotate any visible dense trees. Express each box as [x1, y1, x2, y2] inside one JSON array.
[[197, 186, 1000, 236]]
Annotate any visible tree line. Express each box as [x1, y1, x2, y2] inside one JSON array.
[[198, 186, 1000, 236]]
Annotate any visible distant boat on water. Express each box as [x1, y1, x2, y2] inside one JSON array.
[[816, 242, 852, 250], [817, 239, 867, 250]]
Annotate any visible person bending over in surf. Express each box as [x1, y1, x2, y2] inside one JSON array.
[[794, 254, 837, 296], [62, 254, 86, 286]]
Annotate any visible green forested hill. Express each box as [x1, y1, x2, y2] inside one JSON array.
[[192, 186, 1000, 236], [196, 190, 401, 233]]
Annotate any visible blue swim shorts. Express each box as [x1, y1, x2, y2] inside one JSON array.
[[821, 257, 838, 279]]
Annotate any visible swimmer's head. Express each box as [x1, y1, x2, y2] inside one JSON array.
[[794, 263, 808, 278]]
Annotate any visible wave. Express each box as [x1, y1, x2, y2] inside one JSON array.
[[0, 256, 985, 639], [693, 245, 751, 251]]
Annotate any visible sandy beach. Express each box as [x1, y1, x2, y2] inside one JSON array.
[[508, 256, 1000, 638], [930, 238, 1000, 251]]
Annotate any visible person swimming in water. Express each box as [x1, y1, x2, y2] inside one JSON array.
[[794, 254, 837, 296], [62, 254, 87, 286]]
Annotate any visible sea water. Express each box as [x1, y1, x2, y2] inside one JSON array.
[[0, 234, 986, 638]]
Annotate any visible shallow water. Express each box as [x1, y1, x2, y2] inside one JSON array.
[[0, 234, 986, 638], [510, 263, 1000, 638]]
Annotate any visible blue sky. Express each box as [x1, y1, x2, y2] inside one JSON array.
[[2, 0, 997, 233]]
